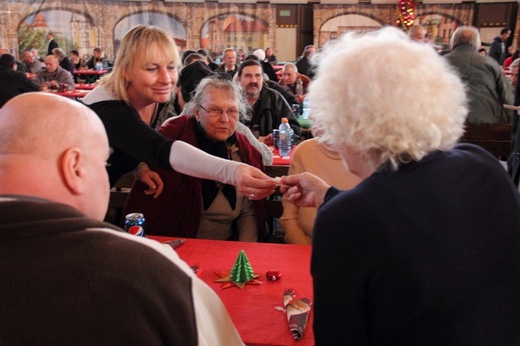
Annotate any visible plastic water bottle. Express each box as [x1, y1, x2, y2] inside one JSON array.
[[278, 118, 293, 157], [301, 97, 311, 120], [295, 78, 303, 97]]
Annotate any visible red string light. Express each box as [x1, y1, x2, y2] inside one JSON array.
[[396, 0, 416, 30]]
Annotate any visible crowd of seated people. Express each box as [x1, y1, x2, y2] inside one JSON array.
[[2, 23, 520, 345], [0, 44, 115, 102]]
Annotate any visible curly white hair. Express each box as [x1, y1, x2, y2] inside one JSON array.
[[309, 26, 468, 171]]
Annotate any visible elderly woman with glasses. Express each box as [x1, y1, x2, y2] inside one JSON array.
[[124, 75, 267, 241]]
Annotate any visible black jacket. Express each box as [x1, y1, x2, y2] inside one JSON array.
[[248, 86, 301, 139], [0, 68, 39, 108]]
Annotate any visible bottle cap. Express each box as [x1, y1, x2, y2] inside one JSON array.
[[281, 117, 288, 123]]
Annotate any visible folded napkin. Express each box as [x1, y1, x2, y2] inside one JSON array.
[[277, 289, 312, 340]]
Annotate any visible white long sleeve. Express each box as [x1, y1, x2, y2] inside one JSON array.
[[169, 140, 243, 185]]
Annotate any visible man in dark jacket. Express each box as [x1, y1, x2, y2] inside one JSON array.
[[215, 48, 239, 79], [46, 32, 58, 55], [444, 26, 513, 124], [488, 27, 511, 65], [236, 59, 300, 146], [295, 45, 316, 80], [0, 53, 39, 108]]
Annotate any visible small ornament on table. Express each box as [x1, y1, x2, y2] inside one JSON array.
[[266, 270, 282, 281], [214, 250, 262, 289]]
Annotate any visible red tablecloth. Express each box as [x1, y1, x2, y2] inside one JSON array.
[[150, 237, 314, 346], [74, 83, 98, 90], [271, 147, 295, 166], [55, 90, 90, 98]]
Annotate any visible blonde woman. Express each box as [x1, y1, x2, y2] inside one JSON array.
[[83, 25, 275, 200]]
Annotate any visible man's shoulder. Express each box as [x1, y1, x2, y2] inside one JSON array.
[[56, 67, 70, 75], [1, 69, 25, 80], [296, 57, 308, 65], [262, 85, 284, 98], [445, 47, 480, 64], [36, 68, 48, 76]]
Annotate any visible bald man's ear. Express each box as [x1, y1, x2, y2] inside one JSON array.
[[61, 147, 87, 195]]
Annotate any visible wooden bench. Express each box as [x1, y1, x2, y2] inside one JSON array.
[[459, 124, 512, 158]]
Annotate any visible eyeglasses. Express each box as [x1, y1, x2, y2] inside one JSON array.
[[199, 105, 239, 119]]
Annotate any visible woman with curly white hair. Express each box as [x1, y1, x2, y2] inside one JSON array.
[[281, 27, 520, 344]]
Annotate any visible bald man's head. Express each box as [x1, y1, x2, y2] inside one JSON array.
[[282, 63, 298, 85], [408, 25, 428, 43], [0, 93, 105, 159], [0, 93, 111, 220], [450, 26, 481, 50], [44, 55, 59, 73]]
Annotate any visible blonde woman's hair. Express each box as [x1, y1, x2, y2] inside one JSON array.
[[100, 25, 181, 104]]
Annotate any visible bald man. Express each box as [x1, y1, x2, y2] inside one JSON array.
[[408, 25, 428, 43], [444, 26, 512, 124], [279, 62, 310, 97], [0, 93, 243, 345], [34, 54, 74, 90]]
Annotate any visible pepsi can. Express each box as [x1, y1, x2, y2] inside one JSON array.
[[125, 213, 146, 237], [291, 104, 300, 116], [272, 129, 279, 149]]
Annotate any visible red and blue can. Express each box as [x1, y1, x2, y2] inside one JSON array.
[[125, 213, 146, 237]]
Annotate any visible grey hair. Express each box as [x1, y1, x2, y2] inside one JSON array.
[[181, 75, 250, 122], [283, 62, 298, 73], [450, 26, 481, 50], [52, 48, 66, 59]]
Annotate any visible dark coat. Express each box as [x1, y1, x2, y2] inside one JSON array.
[[0, 68, 39, 108], [249, 86, 301, 138], [178, 60, 211, 103], [47, 39, 58, 55], [313, 144, 520, 344], [508, 79, 520, 185], [295, 57, 315, 79]]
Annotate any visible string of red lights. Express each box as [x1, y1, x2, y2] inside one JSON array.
[[396, 0, 416, 30]]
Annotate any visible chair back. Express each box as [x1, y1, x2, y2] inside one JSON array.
[[459, 124, 512, 158], [105, 172, 135, 225]]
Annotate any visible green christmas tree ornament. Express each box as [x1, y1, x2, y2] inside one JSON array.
[[214, 250, 262, 289]]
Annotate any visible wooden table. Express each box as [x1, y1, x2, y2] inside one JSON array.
[[73, 69, 108, 83], [150, 237, 314, 346]]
